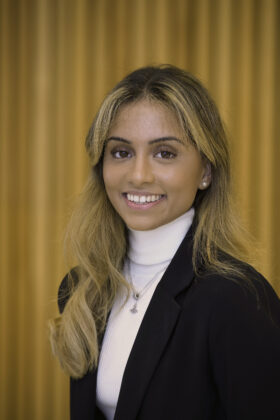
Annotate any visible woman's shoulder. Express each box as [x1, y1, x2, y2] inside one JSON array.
[[196, 267, 280, 417], [58, 267, 79, 314], [195, 263, 280, 329]]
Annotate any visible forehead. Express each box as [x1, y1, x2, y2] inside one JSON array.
[[109, 99, 184, 139]]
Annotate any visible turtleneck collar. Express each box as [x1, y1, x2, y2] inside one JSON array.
[[128, 208, 194, 266]]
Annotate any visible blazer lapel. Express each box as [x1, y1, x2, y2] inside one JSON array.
[[114, 228, 195, 420]]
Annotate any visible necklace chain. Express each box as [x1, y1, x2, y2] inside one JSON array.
[[127, 260, 165, 314]]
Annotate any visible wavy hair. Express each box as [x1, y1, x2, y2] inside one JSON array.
[[49, 65, 254, 378]]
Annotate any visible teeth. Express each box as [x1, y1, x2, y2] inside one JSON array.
[[126, 194, 162, 204]]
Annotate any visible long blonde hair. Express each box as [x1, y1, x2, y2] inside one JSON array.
[[49, 65, 254, 378]]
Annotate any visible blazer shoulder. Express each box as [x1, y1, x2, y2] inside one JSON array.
[[58, 267, 79, 314], [200, 268, 280, 418], [197, 265, 280, 328]]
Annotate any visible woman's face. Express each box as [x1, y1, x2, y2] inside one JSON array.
[[103, 99, 210, 231]]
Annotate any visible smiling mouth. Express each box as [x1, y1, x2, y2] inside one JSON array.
[[123, 193, 165, 204]]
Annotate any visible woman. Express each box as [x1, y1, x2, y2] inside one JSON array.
[[50, 65, 280, 420]]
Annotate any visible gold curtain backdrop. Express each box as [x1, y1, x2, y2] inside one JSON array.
[[1, 0, 279, 418]]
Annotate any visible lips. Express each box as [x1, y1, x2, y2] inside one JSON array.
[[123, 193, 166, 208], [126, 193, 164, 204]]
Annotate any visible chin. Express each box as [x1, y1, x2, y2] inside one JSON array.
[[124, 220, 160, 231], [126, 224, 156, 231], [125, 218, 162, 231]]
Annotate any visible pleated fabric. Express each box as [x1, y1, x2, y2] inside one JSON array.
[[0, 0, 279, 418]]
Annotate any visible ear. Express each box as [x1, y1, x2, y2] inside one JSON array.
[[198, 162, 212, 190]]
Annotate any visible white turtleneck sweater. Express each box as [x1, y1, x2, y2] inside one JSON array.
[[96, 208, 194, 419]]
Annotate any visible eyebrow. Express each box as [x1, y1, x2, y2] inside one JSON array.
[[106, 136, 184, 145]]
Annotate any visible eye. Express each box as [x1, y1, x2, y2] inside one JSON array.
[[155, 150, 176, 159], [111, 149, 131, 159]]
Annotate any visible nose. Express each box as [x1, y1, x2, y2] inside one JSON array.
[[128, 155, 155, 186]]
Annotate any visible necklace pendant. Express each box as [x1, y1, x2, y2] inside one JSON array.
[[130, 303, 138, 314], [127, 259, 164, 315], [133, 292, 140, 300]]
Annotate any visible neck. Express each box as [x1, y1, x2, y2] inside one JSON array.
[[128, 208, 195, 265]]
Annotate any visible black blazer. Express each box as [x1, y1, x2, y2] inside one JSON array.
[[59, 229, 280, 420]]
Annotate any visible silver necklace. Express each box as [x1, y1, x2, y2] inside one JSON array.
[[127, 260, 165, 314]]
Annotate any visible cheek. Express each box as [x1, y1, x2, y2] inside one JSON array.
[[102, 162, 115, 190], [102, 167, 123, 207], [161, 166, 202, 192], [102, 168, 109, 188]]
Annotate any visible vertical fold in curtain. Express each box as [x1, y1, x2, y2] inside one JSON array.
[[0, 0, 279, 419]]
